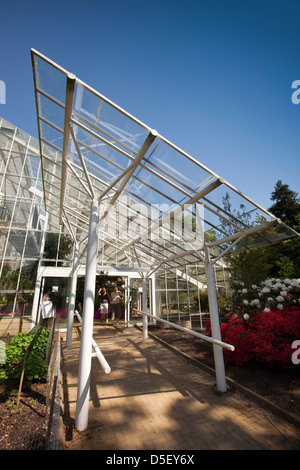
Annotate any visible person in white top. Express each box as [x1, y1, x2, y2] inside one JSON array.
[[110, 286, 123, 325]]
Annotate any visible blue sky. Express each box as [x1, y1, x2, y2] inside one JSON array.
[[1, 0, 300, 211]]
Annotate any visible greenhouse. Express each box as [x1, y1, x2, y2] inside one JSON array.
[[0, 49, 298, 430]]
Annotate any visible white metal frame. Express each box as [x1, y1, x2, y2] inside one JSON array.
[[28, 49, 299, 431]]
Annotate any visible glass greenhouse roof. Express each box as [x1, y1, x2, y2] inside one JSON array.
[[31, 49, 298, 273]]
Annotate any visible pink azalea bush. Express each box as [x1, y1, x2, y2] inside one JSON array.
[[206, 278, 300, 367]]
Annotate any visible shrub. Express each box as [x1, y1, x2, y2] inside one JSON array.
[[0, 327, 50, 384], [206, 278, 300, 368], [217, 306, 300, 367], [230, 278, 300, 318]]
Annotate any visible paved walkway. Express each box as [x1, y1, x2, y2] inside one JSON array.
[[60, 324, 300, 450]]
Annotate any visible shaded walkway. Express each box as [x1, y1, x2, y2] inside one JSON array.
[[61, 324, 300, 450]]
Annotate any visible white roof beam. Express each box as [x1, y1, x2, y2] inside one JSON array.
[[60, 73, 76, 225], [98, 129, 158, 206], [207, 218, 279, 248]]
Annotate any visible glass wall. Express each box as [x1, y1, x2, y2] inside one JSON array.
[[155, 263, 230, 329], [0, 118, 70, 319]]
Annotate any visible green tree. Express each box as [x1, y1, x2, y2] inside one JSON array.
[[268, 180, 300, 228], [267, 182, 300, 278], [228, 181, 300, 288], [275, 256, 295, 278], [227, 246, 271, 287]]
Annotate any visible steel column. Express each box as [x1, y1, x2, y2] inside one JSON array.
[[66, 243, 79, 347], [150, 273, 157, 326], [205, 258, 227, 392], [31, 271, 43, 328], [142, 277, 148, 339], [75, 199, 99, 431]]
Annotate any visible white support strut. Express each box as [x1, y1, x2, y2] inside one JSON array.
[[75, 310, 111, 374]]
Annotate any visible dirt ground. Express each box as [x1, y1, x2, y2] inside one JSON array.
[[148, 325, 300, 422], [0, 382, 47, 450]]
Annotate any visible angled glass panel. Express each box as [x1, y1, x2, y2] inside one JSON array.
[[96, 100, 149, 153], [40, 120, 63, 150], [73, 83, 150, 155], [145, 139, 215, 194], [203, 184, 272, 231], [228, 222, 297, 253], [34, 55, 66, 105], [38, 93, 65, 131], [127, 167, 185, 206]]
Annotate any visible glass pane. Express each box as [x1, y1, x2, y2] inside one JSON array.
[[69, 124, 131, 183], [73, 83, 150, 154], [146, 139, 215, 193], [38, 92, 65, 130], [34, 55, 66, 104], [204, 184, 272, 232], [40, 120, 63, 150], [127, 167, 186, 206], [96, 100, 149, 153]]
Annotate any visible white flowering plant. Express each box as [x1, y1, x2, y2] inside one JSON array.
[[207, 278, 300, 367], [230, 278, 300, 319]]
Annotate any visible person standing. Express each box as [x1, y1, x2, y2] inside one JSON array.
[[98, 287, 110, 324], [110, 286, 123, 325], [41, 290, 53, 325]]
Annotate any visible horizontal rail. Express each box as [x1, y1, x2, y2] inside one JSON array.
[[75, 311, 111, 374], [134, 309, 235, 352]]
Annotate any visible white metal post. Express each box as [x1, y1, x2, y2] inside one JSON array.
[[31, 211, 49, 328], [125, 276, 130, 327], [66, 243, 79, 347], [75, 199, 99, 431], [205, 258, 227, 392], [31, 270, 42, 328], [142, 277, 148, 339], [150, 273, 157, 325]]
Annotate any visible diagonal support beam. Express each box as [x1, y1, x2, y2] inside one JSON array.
[[207, 218, 279, 248], [69, 123, 95, 199], [98, 129, 158, 209], [147, 249, 202, 278], [119, 177, 223, 255], [62, 207, 77, 242], [66, 160, 94, 198]]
